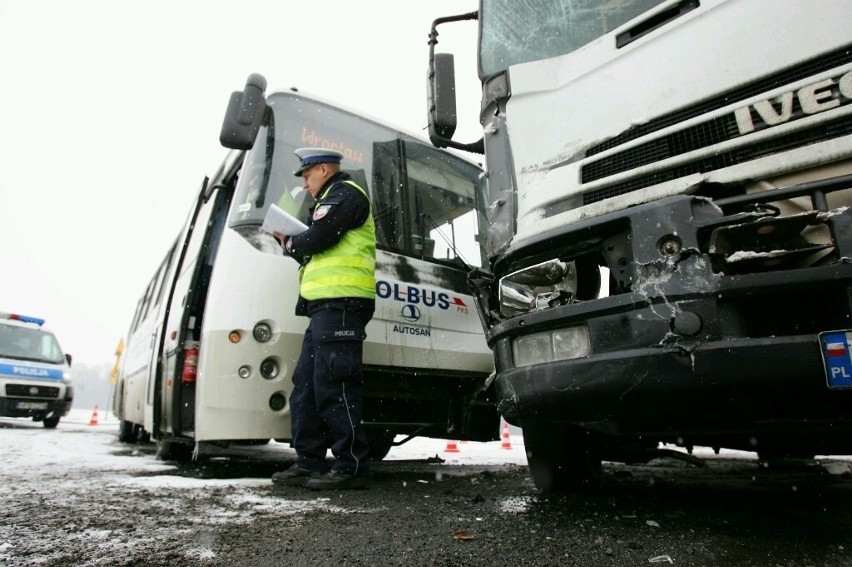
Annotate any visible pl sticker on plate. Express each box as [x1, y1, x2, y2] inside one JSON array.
[[820, 330, 852, 389]]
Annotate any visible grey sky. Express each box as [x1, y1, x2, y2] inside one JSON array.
[[0, 0, 480, 364]]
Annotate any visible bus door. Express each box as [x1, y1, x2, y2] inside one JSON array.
[[153, 161, 239, 439], [140, 241, 178, 435]]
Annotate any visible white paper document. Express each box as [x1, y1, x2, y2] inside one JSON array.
[[261, 204, 308, 235]]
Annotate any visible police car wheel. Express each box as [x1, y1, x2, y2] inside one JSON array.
[[42, 413, 60, 429]]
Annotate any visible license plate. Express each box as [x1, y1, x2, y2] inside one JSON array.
[[15, 401, 48, 410], [820, 330, 852, 389]]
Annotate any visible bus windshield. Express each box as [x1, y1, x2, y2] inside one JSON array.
[[480, 0, 666, 76], [229, 92, 486, 267]]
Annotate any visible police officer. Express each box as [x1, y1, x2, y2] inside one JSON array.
[[271, 147, 375, 490]]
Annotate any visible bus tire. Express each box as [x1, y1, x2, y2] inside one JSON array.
[[233, 439, 270, 446], [42, 413, 60, 429], [157, 439, 194, 462], [523, 421, 602, 493], [118, 420, 137, 443], [368, 432, 395, 461]]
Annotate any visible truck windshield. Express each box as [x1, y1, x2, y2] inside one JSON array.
[[0, 324, 65, 364], [480, 0, 666, 76]]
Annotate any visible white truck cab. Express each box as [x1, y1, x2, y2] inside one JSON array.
[[0, 312, 73, 428]]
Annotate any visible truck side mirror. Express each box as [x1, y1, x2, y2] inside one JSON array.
[[220, 73, 268, 150], [428, 53, 458, 147]]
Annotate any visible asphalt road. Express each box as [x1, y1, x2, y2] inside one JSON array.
[[2, 415, 852, 566]]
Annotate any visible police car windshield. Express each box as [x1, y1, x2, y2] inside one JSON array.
[[0, 323, 65, 364], [480, 0, 666, 76]]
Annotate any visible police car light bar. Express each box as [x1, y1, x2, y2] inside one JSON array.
[[0, 312, 46, 326]]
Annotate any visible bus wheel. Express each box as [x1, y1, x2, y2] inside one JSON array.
[[522, 421, 602, 493], [368, 433, 395, 461], [157, 439, 194, 462], [118, 420, 137, 443], [42, 412, 60, 429]]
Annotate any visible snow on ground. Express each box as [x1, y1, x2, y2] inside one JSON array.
[[7, 408, 852, 479], [0, 408, 529, 484], [0, 409, 535, 565]]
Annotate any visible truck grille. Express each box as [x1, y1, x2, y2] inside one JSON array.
[[582, 116, 852, 205], [579, 43, 852, 206], [5, 384, 60, 399], [585, 44, 852, 158]]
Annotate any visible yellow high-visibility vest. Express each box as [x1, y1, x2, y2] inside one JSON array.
[[300, 180, 376, 301]]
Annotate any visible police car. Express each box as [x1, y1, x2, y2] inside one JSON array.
[[0, 312, 73, 428]]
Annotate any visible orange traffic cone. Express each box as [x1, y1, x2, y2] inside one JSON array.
[[444, 440, 460, 453], [500, 421, 512, 450], [89, 404, 99, 426]]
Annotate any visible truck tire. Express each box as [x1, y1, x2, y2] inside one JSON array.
[[523, 421, 602, 493]]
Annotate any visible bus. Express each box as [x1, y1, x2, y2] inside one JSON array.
[[113, 74, 498, 460], [426, 0, 852, 491]]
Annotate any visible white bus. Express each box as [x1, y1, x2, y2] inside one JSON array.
[[113, 75, 498, 460]]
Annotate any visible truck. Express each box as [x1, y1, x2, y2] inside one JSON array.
[[0, 312, 73, 428], [426, 0, 852, 491]]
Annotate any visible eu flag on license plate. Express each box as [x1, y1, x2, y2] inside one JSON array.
[[820, 331, 852, 389]]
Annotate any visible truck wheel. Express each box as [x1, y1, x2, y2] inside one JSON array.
[[42, 413, 60, 429], [523, 421, 602, 493], [118, 420, 137, 443]]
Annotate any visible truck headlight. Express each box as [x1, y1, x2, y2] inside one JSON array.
[[512, 326, 591, 368], [498, 259, 577, 317]]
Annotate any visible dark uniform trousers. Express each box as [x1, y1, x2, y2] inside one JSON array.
[[290, 299, 373, 477]]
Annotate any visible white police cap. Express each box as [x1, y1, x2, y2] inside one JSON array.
[[293, 147, 344, 176]]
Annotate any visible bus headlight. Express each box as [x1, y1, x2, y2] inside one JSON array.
[[499, 259, 577, 317], [259, 357, 279, 379], [269, 392, 287, 411], [238, 365, 251, 379], [512, 326, 590, 368], [253, 322, 272, 343]]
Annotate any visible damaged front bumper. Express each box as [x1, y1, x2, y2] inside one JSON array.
[[478, 174, 852, 453]]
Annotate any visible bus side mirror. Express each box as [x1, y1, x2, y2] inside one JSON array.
[[220, 73, 269, 150], [428, 53, 458, 147], [65, 353, 72, 366]]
